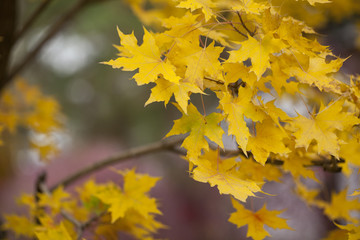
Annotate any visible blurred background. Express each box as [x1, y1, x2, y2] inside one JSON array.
[[0, 0, 360, 239]]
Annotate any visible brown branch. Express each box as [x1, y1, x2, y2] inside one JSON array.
[[4, 0, 103, 90], [237, 11, 255, 37], [204, 76, 225, 85], [50, 136, 185, 191], [14, 0, 54, 43], [51, 133, 344, 192], [229, 21, 248, 38], [0, 0, 16, 91], [39, 182, 84, 239]]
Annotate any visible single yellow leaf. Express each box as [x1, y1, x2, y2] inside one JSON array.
[[176, 0, 216, 21], [247, 118, 290, 165], [227, 33, 285, 79], [166, 103, 224, 160], [145, 76, 203, 113], [229, 198, 292, 240], [192, 149, 262, 201], [291, 100, 360, 157], [104, 27, 180, 85]]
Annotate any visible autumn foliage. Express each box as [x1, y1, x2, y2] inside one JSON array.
[[2, 0, 360, 239]]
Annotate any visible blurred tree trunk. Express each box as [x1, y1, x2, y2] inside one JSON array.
[[0, 0, 16, 91]]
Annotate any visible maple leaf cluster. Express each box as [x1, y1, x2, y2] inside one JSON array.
[[3, 169, 164, 240], [0, 78, 63, 161], [103, 0, 360, 239], [3, 0, 360, 239]]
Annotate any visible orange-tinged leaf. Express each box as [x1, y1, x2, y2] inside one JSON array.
[[229, 198, 292, 240], [192, 150, 262, 201]]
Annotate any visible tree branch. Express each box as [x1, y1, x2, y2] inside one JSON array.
[[14, 0, 54, 43], [39, 182, 84, 239], [237, 11, 255, 37], [4, 0, 103, 90], [51, 135, 344, 192], [0, 0, 16, 91], [50, 136, 185, 191]]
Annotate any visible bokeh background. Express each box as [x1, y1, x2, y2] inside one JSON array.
[[1, 0, 360, 239]]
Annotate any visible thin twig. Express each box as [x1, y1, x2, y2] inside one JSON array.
[[6, 0, 101, 85], [14, 0, 54, 43], [39, 182, 83, 239], [50, 136, 185, 191], [204, 76, 225, 85], [215, 13, 248, 38], [237, 11, 255, 37]]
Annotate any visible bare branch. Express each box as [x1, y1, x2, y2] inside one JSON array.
[[4, 0, 103, 89], [50, 136, 185, 191], [0, 0, 16, 91], [14, 0, 54, 43], [39, 182, 83, 238], [38, 174, 108, 240], [237, 11, 255, 37]]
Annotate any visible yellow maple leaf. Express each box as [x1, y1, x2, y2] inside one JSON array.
[[298, 0, 331, 6], [295, 181, 320, 205], [104, 27, 180, 85], [227, 33, 285, 79], [291, 100, 360, 158], [219, 89, 266, 153], [182, 41, 224, 89], [247, 118, 290, 165], [94, 169, 161, 223], [232, 0, 268, 14], [321, 228, 349, 240], [237, 156, 282, 182], [35, 221, 73, 240], [280, 141, 318, 181], [335, 223, 360, 240], [350, 189, 360, 197], [176, 0, 216, 22], [191, 149, 262, 201], [145, 76, 203, 114], [285, 56, 345, 93], [321, 188, 360, 222], [3, 215, 36, 238], [229, 198, 292, 240], [38, 186, 71, 216], [166, 103, 224, 160]]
